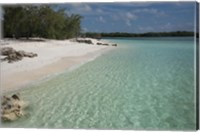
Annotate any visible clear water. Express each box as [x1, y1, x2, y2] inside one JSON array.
[[1, 37, 196, 130]]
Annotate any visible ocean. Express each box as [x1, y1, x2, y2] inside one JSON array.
[[1, 37, 196, 130]]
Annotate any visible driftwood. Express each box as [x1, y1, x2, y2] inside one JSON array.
[[1, 47, 37, 63]]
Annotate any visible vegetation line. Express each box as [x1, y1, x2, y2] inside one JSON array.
[[84, 31, 197, 38], [3, 5, 82, 40]]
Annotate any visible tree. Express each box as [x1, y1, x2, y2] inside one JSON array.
[[3, 5, 83, 40], [65, 14, 82, 39], [4, 6, 25, 38]]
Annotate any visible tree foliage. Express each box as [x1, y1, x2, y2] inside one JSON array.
[[3, 5, 82, 39]]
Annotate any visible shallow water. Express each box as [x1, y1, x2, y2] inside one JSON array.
[[1, 37, 196, 130]]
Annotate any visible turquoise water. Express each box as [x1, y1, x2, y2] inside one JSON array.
[[1, 37, 196, 130]]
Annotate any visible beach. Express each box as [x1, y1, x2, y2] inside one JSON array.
[[0, 37, 195, 129], [1, 2, 196, 130], [1, 38, 113, 93]]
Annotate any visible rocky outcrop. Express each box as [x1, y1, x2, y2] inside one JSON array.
[[1, 47, 15, 56], [96, 42, 101, 45], [1, 94, 29, 121], [1, 47, 38, 63], [97, 42, 109, 46], [97, 42, 101, 45], [97, 42, 117, 47], [76, 38, 118, 47], [112, 44, 117, 47], [76, 39, 93, 44]]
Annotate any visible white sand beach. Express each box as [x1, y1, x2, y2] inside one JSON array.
[[1, 38, 113, 93]]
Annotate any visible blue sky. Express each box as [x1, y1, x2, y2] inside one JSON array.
[[58, 2, 196, 33]]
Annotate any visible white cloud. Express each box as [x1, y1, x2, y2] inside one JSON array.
[[159, 22, 192, 32], [112, 14, 119, 21], [99, 16, 106, 23], [120, 3, 153, 8], [138, 26, 154, 32], [70, 3, 81, 8], [165, 22, 171, 28], [134, 8, 166, 17], [82, 27, 88, 32], [135, 8, 157, 13], [126, 12, 137, 20], [82, 4, 92, 12], [126, 20, 131, 27], [161, 22, 172, 30], [111, 12, 137, 27], [174, 2, 187, 7], [70, 3, 92, 12], [96, 8, 103, 13], [124, 12, 137, 27]]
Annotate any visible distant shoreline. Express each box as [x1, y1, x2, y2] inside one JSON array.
[[84, 31, 197, 38]]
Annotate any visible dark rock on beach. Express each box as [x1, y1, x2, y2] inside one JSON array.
[[112, 44, 117, 47], [1, 47, 38, 63], [97, 42, 109, 46], [76, 39, 93, 44], [1, 47, 15, 56], [102, 43, 109, 46], [97, 42, 102, 45]]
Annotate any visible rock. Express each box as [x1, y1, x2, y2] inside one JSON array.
[[102, 43, 109, 46], [97, 42, 102, 45], [3, 53, 22, 63], [23, 52, 37, 58], [85, 40, 93, 44], [12, 94, 20, 100], [97, 43, 109, 46], [0, 47, 15, 56], [1, 47, 38, 63], [77, 39, 93, 44], [16, 50, 25, 57], [112, 44, 117, 47], [1, 94, 28, 121], [2, 111, 19, 121], [2, 96, 11, 103], [2, 108, 25, 121]]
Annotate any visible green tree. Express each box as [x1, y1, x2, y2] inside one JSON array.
[[3, 5, 83, 40], [65, 14, 82, 39]]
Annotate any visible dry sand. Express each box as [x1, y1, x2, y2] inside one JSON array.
[[1, 38, 113, 93]]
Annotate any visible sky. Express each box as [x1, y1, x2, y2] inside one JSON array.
[[56, 2, 197, 33], [1, 2, 197, 33]]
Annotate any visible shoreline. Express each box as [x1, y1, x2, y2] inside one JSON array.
[[1, 38, 114, 94]]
